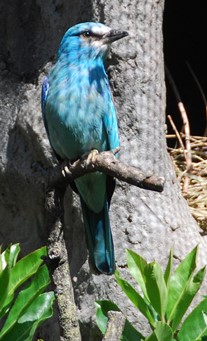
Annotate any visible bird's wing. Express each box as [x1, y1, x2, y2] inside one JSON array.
[[102, 92, 119, 206], [41, 76, 62, 161], [41, 76, 50, 136], [103, 92, 119, 151]]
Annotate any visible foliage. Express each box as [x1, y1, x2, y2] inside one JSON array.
[[96, 247, 207, 340], [0, 244, 55, 341]]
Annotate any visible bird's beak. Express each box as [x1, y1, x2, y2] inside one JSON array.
[[103, 30, 128, 44]]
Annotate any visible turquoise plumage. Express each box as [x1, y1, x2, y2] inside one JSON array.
[[41, 22, 128, 274]]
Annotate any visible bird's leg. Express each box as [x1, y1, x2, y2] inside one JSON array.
[[82, 149, 99, 166], [61, 160, 72, 177], [61, 149, 99, 177]]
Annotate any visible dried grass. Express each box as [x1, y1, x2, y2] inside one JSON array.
[[167, 134, 207, 231], [166, 65, 207, 231]]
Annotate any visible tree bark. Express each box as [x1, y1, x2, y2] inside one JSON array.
[[0, 0, 207, 340]]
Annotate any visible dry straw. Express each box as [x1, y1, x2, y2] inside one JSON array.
[[166, 65, 207, 231]]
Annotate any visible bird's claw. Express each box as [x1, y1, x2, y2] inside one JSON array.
[[83, 149, 99, 166], [61, 160, 72, 177]]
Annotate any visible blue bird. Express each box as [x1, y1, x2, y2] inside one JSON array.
[[41, 22, 128, 274]]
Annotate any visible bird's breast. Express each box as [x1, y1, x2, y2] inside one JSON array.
[[46, 68, 109, 160]]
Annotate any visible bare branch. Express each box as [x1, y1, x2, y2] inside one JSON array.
[[167, 115, 185, 151], [46, 188, 81, 341], [103, 311, 125, 341], [40, 149, 165, 193]]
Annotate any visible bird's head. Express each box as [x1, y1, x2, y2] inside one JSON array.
[[58, 22, 128, 61]]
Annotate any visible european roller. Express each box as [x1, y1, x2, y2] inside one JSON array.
[[41, 22, 128, 275]]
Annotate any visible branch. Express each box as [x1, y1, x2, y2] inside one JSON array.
[[46, 188, 81, 341], [167, 115, 186, 151], [103, 311, 125, 341], [42, 149, 164, 193], [32, 149, 164, 338]]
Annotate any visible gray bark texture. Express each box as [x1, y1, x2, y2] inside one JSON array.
[[1, 0, 207, 340]]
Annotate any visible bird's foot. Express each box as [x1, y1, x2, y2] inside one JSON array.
[[83, 149, 99, 166], [61, 150, 99, 177], [61, 160, 72, 177]]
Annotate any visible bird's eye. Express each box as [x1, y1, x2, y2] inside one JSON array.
[[82, 31, 92, 38]]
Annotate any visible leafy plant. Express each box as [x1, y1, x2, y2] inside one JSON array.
[[96, 246, 207, 340], [0, 244, 55, 341]]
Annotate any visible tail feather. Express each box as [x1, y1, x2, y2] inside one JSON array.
[[80, 198, 115, 275]]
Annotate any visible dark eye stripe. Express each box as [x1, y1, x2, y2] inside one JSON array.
[[69, 31, 102, 38], [82, 31, 102, 38]]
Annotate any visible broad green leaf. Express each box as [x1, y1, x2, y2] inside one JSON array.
[[164, 248, 173, 288], [0, 295, 14, 320], [146, 323, 173, 341], [154, 321, 173, 340], [19, 292, 55, 341], [0, 247, 8, 271], [1, 244, 20, 269], [18, 292, 55, 323], [95, 300, 120, 334], [127, 249, 148, 299], [0, 246, 2, 273], [121, 319, 145, 341], [144, 262, 168, 319], [8, 244, 21, 267], [166, 246, 198, 323], [0, 244, 21, 317], [178, 296, 207, 341], [115, 270, 155, 327], [95, 300, 144, 340], [171, 266, 206, 331], [0, 266, 10, 314], [0, 265, 50, 338], [0, 246, 47, 317], [5, 246, 47, 303], [0, 292, 55, 341]]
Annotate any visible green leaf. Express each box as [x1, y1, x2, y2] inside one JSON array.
[[0, 292, 55, 341], [164, 248, 173, 288], [0, 246, 47, 320], [121, 319, 145, 341], [0, 245, 54, 341], [0, 244, 21, 318], [146, 322, 173, 341], [115, 270, 155, 327], [127, 249, 148, 299], [0, 246, 2, 273], [1, 244, 21, 269], [4, 246, 47, 305], [18, 292, 55, 323], [0, 266, 10, 314], [95, 300, 144, 340], [166, 246, 198, 323], [171, 266, 206, 331], [8, 244, 21, 267], [0, 265, 50, 338], [95, 300, 120, 334], [178, 296, 207, 341], [144, 262, 168, 319], [154, 321, 173, 340]]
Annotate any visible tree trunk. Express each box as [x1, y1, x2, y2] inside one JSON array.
[[0, 0, 206, 340]]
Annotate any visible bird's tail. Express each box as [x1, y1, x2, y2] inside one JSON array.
[[80, 198, 115, 275]]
